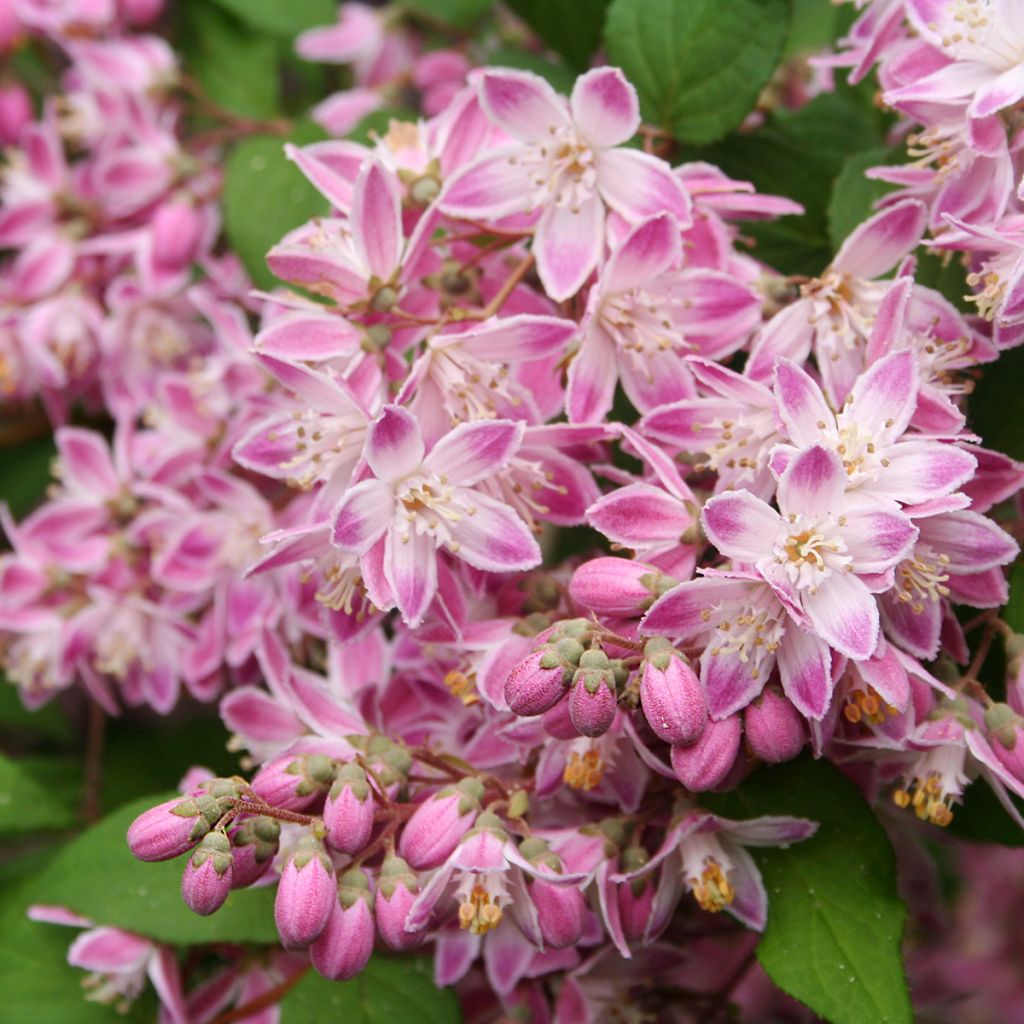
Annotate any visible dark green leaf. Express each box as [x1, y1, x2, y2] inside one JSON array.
[[400, 0, 495, 31], [970, 345, 1024, 462], [506, 0, 609, 71], [0, 433, 55, 522], [209, 0, 336, 36], [0, 682, 72, 743], [1004, 563, 1024, 636], [604, 0, 791, 144], [0, 751, 78, 833], [25, 795, 279, 945], [223, 120, 329, 292], [281, 955, 462, 1023], [948, 778, 1024, 846], [179, 3, 281, 119], [827, 147, 901, 253], [705, 757, 912, 1024], [914, 249, 972, 312]]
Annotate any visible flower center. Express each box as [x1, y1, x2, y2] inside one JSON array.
[[773, 514, 851, 591], [564, 747, 604, 790], [892, 743, 968, 827], [455, 872, 508, 935], [843, 685, 899, 726], [894, 544, 951, 613], [515, 126, 597, 212], [706, 599, 785, 683], [681, 834, 736, 913]]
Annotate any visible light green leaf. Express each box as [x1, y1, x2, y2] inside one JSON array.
[[223, 120, 329, 292], [209, 0, 336, 36], [506, 0, 610, 71], [705, 757, 912, 1024], [0, 751, 77, 833], [24, 795, 279, 945], [604, 0, 791, 144], [281, 956, 462, 1023], [400, 0, 495, 31]]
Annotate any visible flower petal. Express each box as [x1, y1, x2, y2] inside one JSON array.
[[870, 441, 977, 505], [848, 349, 918, 441], [567, 325, 618, 423], [597, 147, 692, 223], [534, 194, 604, 302], [425, 420, 523, 486], [449, 492, 541, 572], [352, 160, 403, 281], [842, 503, 918, 573], [439, 149, 531, 219], [831, 199, 927, 279], [773, 359, 833, 447], [366, 405, 425, 481], [385, 522, 438, 627], [777, 623, 833, 719], [777, 445, 845, 519], [331, 479, 394, 551], [803, 570, 879, 661], [480, 68, 569, 140], [570, 66, 639, 149], [702, 491, 778, 563], [605, 213, 681, 293], [587, 482, 688, 547], [641, 575, 752, 637]]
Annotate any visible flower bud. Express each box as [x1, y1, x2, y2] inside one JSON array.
[[119, 0, 165, 26], [150, 197, 203, 272], [398, 777, 484, 869], [375, 853, 423, 951], [127, 789, 231, 862], [986, 702, 1024, 782], [541, 696, 578, 739], [323, 763, 375, 855], [0, 83, 31, 146], [640, 639, 706, 745], [251, 753, 336, 811], [671, 715, 742, 792], [229, 815, 281, 889], [274, 835, 336, 947], [531, 878, 585, 949], [569, 649, 618, 737], [617, 846, 654, 941], [744, 688, 804, 764], [505, 649, 571, 716], [569, 558, 676, 617], [181, 832, 233, 916], [310, 870, 375, 981]]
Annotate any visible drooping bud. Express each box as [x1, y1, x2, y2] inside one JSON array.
[[398, 778, 484, 869], [375, 853, 423, 951], [531, 877, 585, 949], [274, 835, 336, 947], [251, 753, 337, 811], [670, 715, 742, 792], [617, 846, 654, 941], [505, 649, 569, 717], [127, 783, 239, 862], [323, 763, 375, 855], [569, 558, 677, 617], [569, 649, 618, 737], [541, 696, 578, 739], [986, 702, 1024, 782], [744, 688, 805, 764], [639, 638, 706, 745], [181, 832, 233, 916], [228, 815, 281, 889], [310, 870, 375, 981]]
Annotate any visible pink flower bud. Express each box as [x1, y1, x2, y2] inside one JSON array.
[[229, 816, 281, 889], [310, 870, 375, 981], [640, 639, 706, 745], [274, 836, 336, 947], [986, 703, 1024, 782], [150, 197, 204, 272], [541, 696, 578, 739], [0, 83, 31, 146], [0, 2, 18, 51], [323, 764, 375, 855], [568, 650, 618, 737], [118, 0, 164, 25], [505, 649, 569, 717], [127, 793, 224, 862], [375, 854, 423, 951], [744, 688, 804, 764], [398, 778, 483, 869], [671, 715, 742, 792], [251, 753, 336, 811], [618, 876, 654, 941], [531, 879, 585, 949], [570, 558, 675, 617], [181, 832, 233, 916]]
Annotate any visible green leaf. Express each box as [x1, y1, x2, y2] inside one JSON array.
[[604, 0, 791, 144], [0, 433, 55, 521], [969, 344, 1024, 462], [24, 795, 279, 945], [486, 46, 577, 95], [506, 0, 610, 71], [948, 779, 1024, 846], [208, 0, 335, 36], [281, 956, 462, 1023], [223, 120, 329, 292], [0, 751, 77, 833], [705, 757, 912, 1024], [1004, 563, 1024, 635], [400, 0, 495, 31], [0, 680, 72, 742], [827, 147, 901, 253], [179, 2, 281, 119]]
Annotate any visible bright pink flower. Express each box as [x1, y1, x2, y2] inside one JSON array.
[[441, 67, 691, 300]]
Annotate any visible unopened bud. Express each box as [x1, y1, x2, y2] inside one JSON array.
[[671, 715, 742, 792], [398, 778, 484, 869], [505, 649, 568, 717], [570, 558, 676, 616], [310, 870, 375, 981], [375, 854, 423, 950], [323, 764, 374, 855], [251, 753, 336, 811], [181, 832, 233, 916], [569, 649, 618, 737], [229, 815, 280, 889], [744, 688, 804, 764], [274, 835, 336, 947], [640, 639, 706, 745]]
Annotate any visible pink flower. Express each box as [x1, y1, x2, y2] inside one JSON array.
[[440, 67, 691, 300], [330, 406, 541, 626]]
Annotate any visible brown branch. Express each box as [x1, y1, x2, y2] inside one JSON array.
[[208, 966, 310, 1024]]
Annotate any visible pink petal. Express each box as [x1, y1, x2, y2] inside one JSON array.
[[255, 312, 361, 360], [68, 927, 150, 972], [803, 570, 879, 661], [848, 349, 918, 440], [773, 359, 832, 447], [921, 510, 1019, 572], [352, 161, 402, 280], [587, 482, 689, 547], [534, 194, 604, 302], [220, 687, 302, 743], [567, 325, 617, 423], [331, 479, 394, 551], [880, 589, 941, 660], [870, 441, 977, 505], [439, 149, 531, 219], [702, 647, 768, 719], [641, 575, 751, 637], [597, 147, 692, 223], [366, 405, 424, 481], [777, 625, 833, 719], [425, 419, 524, 485], [970, 61, 1024, 118], [570, 66, 639, 149], [866, 278, 914, 362], [385, 524, 437, 627], [777, 445, 846, 519], [831, 199, 927, 279], [479, 69, 568, 140], [606, 213, 681, 292], [443, 315, 576, 361], [702, 491, 778, 563], [449, 492, 541, 572], [745, 301, 814, 382], [843, 503, 918, 572], [55, 428, 118, 498], [722, 844, 768, 931], [619, 348, 696, 414]]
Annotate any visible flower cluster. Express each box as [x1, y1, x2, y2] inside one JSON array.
[[2, 1, 1023, 1021]]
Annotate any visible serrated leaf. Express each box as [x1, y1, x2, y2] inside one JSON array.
[[400, 0, 495, 31], [506, 0, 609, 71], [604, 0, 791, 144], [209, 0, 335, 36], [705, 757, 912, 1024], [827, 147, 901, 253], [223, 120, 329, 292], [0, 751, 77, 833], [281, 956, 461, 1023], [23, 795, 279, 945]]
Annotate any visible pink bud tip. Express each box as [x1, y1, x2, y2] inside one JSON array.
[[505, 650, 566, 717], [398, 780, 483, 869], [181, 833, 233, 916], [310, 898, 375, 981], [569, 557, 667, 616], [568, 677, 617, 737], [127, 797, 210, 862], [274, 841, 336, 947], [531, 878, 585, 949]]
